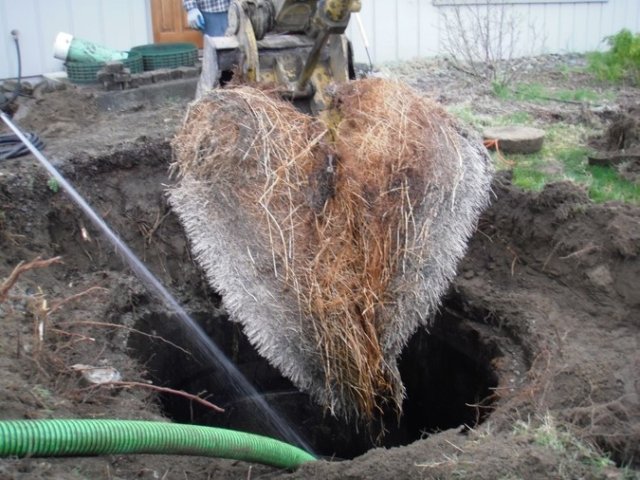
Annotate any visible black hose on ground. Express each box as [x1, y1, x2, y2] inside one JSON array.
[[0, 132, 44, 160]]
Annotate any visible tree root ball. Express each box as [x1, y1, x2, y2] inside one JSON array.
[[169, 78, 494, 424]]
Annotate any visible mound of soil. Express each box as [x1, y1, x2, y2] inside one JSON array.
[[588, 104, 640, 184], [1, 70, 638, 479]]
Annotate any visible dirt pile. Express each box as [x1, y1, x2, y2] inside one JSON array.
[[587, 103, 640, 184], [169, 78, 493, 422], [460, 173, 640, 465], [605, 105, 640, 151]]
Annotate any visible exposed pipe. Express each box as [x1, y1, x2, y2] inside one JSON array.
[[0, 419, 316, 469], [0, 30, 22, 115]]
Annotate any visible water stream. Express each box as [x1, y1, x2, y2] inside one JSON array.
[[1, 112, 312, 453]]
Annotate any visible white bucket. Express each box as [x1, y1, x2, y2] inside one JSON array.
[[53, 32, 127, 63]]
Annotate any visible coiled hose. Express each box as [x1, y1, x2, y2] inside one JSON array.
[[0, 419, 316, 470], [0, 132, 44, 160]]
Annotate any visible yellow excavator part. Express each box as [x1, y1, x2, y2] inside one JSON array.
[[197, 0, 359, 113]]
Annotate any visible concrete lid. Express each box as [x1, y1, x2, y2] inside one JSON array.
[[483, 125, 546, 154]]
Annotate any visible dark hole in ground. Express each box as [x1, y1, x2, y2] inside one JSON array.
[[128, 296, 500, 459]]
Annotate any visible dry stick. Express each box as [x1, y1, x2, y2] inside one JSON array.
[[506, 246, 520, 277], [47, 286, 109, 316], [2, 232, 27, 247], [32, 286, 107, 353], [559, 243, 601, 260], [0, 256, 63, 303], [447, 60, 483, 79], [95, 381, 224, 413], [140, 209, 172, 245], [49, 328, 96, 343], [542, 242, 561, 272], [59, 320, 192, 356]]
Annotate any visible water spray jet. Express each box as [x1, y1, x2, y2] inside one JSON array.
[[0, 111, 312, 453]]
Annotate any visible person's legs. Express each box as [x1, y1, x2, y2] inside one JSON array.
[[201, 11, 229, 37]]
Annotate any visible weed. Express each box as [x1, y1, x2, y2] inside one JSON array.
[[492, 82, 510, 99], [587, 29, 640, 85], [47, 177, 59, 193], [514, 413, 616, 475], [620, 466, 640, 480]]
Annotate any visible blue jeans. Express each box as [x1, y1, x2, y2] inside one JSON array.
[[202, 11, 229, 37]]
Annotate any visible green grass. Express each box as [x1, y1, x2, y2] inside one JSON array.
[[445, 106, 533, 130], [493, 123, 640, 204], [448, 94, 639, 205], [446, 104, 483, 128], [497, 111, 533, 125], [558, 63, 584, 80], [555, 88, 602, 103], [512, 83, 546, 101], [505, 148, 640, 204], [589, 166, 640, 203], [493, 82, 605, 103], [511, 168, 549, 191]]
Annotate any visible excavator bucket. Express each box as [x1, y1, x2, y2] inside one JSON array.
[[168, 77, 493, 422]]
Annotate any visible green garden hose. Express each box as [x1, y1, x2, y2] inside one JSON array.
[[0, 419, 316, 470]]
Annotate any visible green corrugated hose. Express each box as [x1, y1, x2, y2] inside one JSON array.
[[0, 419, 316, 470]]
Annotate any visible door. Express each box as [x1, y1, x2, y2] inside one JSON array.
[[151, 0, 203, 48]]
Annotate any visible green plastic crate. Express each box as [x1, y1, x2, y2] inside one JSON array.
[[65, 51, 144, 84], [130, 43, 198, 71]]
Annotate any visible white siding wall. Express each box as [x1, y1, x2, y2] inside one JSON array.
[[1, 0, 640, 78], [0, 0, 152, 79], [347, 0, 640, 64]]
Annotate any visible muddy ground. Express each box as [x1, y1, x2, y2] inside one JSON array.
[[1, 56, 639, 479]]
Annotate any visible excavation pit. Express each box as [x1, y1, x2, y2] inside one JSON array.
[[2, 72, 640, 477], [127, 298, 500, 460]]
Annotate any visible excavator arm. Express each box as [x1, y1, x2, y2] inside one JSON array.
[[198, 0, 361, 113]]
